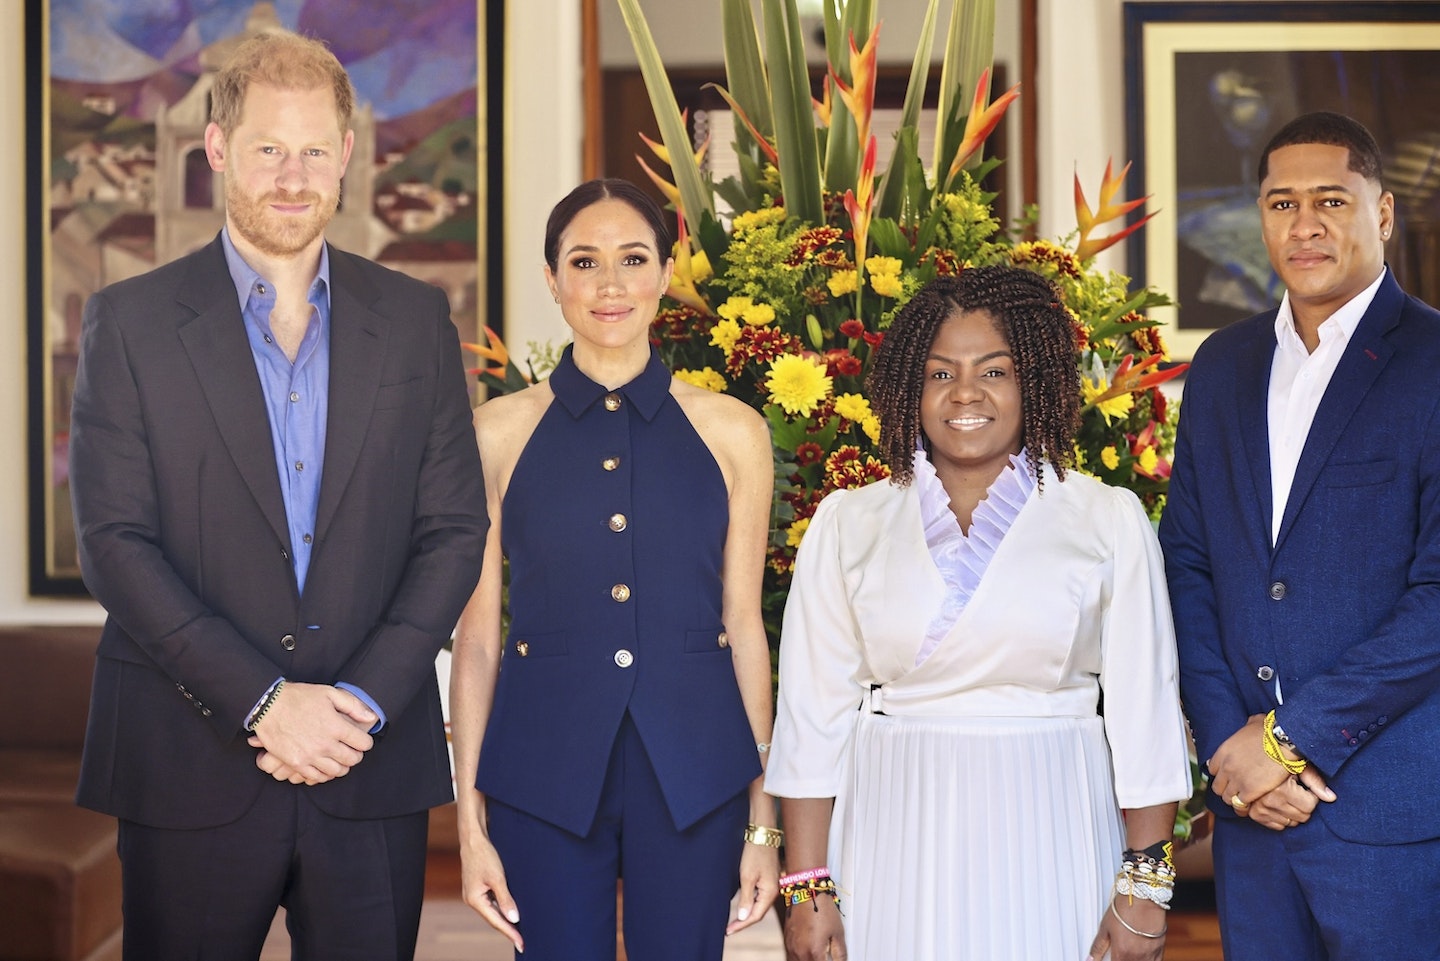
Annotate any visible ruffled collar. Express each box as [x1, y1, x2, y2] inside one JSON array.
[[911, 448, 1036, 666]]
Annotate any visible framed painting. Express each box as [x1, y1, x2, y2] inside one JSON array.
[[1122, 2, 1440, 358], [26, 0, 490, 594]]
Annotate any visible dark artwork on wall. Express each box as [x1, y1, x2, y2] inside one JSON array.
[[1123, 2, 1440, 358], [26, 0, 488, 594]]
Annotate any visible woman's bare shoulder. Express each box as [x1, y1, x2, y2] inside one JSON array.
[[473, 380, 554, 463]]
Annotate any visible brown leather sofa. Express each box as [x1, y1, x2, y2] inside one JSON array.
[[0, 626, 121, 961]]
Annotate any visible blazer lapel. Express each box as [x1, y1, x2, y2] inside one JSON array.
[[315, 247, 387, 542], [1274, 273, 1402, 550], [175, 239, 291, 550], [1234, 318, 1277, 557]]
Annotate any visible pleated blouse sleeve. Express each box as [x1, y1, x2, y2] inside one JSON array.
[[1097, 486, 1195, 809], [766, 489, 867, 799]]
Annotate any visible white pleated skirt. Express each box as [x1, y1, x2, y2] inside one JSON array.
[[828, 712, 1124, 961]]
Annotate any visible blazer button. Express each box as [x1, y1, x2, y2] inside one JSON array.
[[602, 456, 620, 471], [614, 649, 634, 668], [718, 632, 729, 648], [200, 707, 212, 717], [515, 640, 530, 657], [1256, 665, 1274, 682], [280, 633, 297, 651], [611, 584, 631, 602], [603, 393, 622, 411], [1268, 581, 1287, 600], [608, 513, 628, 532]]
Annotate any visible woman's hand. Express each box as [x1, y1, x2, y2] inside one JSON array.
[[728, 841, 780, 934], [1087, 897, 1166, 961], [459, 833, 523, 953], [783, 895, 847, 961]]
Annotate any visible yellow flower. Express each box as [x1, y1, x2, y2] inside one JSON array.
[[710, 317, 742, 354], [834, 392, 873, 423], [690, 248, 713, 282], [718, 296, 755, 322], [861, 414, 881, 445], [828, 270, 859, 297], [674, 367, 728, 392], [864, 255, 903, 277], [1082, 376, 1135, 424], [1136, 446, 1159, 476], [766, 354, 833, 417], [870, 272, 904, 298], [742, 302, 776, 326], [786, 516, 810, 548], [1100, 445, 1120, 471], [732, 207, 786, 234]]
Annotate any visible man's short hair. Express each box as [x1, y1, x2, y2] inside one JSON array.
[[211, 32, 354, 137], [1257, 111, 1383, 187]]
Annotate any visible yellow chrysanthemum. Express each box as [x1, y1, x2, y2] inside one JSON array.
[[1082, 376, 1135, 424], [766, 354, 833, 417], [786, 516, 810, 548], [834, 392, 873, 423], [690, 249, 713, 283], [1100, 445, 1120, 471], [741, 302, 776, 326], [861, 414, 881, 445], [870, 272, 905, 299], [673, 367, 728, 392], [828, 270, 859, 297], [718, 296, 754, 322], [732, 207, 786, 234], [710, 317, 742, 354], [1137, 446, 1159, 475], [864, 255, 903, 277]]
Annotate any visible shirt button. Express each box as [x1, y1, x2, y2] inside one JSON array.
[[608, 513, 628, 532], [718, 632, 729, 649], [611, 584, 631, 603], [280, 633, 296, 651], [295, 461, 304, 472], [1268, 581, 1287, 600], [1256, 665, 1274, 682], [256, 283, 267, 295], [263, 334, 273, 344], [602, 456, 620, 471], [614, 649, 634, 668], [302, 533, 312, 544], [290, 391, 300, 403], [604, 393, 622, 411], [515, 641, 529, 657]]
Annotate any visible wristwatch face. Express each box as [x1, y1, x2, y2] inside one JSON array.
[[1272, 722, 1294, 746]]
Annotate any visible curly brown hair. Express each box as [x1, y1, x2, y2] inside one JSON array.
[[867, 266, 1081, 488]]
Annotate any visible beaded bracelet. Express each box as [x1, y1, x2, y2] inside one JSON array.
[[744, 823, 784, 848], [1115, 843, 1175, 910], [1263, 711, 1308, 775], [779, 868, 840, 913]]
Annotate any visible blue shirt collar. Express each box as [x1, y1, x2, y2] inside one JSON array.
[[220, 226, 332, 309], [548, 343, 672, 421]]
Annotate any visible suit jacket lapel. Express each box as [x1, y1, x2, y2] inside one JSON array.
[[175, 238, 291, 549], [1275, 272, 1402, 550], [1234, 318, 1277, 558], [316, 247, 387, 542]]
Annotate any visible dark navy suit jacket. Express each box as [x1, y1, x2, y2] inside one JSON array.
[[1160, 269, 1440, 844]]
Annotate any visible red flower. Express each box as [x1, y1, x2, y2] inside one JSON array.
[[823, 348, 863, 378], [795, 442, 824, 466], [839, 319, 866, 339], [862, 331, 884, 348]]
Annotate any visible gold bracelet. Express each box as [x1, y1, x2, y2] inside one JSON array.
[[744, 823, 784, 848], [1262, 711, 1308, 775]]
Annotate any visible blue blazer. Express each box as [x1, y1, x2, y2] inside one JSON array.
[[1160, 270, 1440, 844]]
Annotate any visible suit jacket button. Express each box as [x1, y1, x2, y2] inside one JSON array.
[[200, 707, 212, 717], [1256, 665, 1274, 682], [280, 633, 297, 651], [718, 632, 729, 648], [515, 640, 529, 657], [1268, 581, 1287, 600], [614, 649, 634, 668], [1378, 715, 1388, 725], [604, 393, 622, 411], [611, 584, 631, 602]]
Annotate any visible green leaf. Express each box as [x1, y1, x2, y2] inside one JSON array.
[[933, 0, 995, 179], [721, 0, 774, 164], [762, 0, 824, 224], [869, 217, 910, 260], [617, 0, 716, 236], [875, 125, 919, 220]]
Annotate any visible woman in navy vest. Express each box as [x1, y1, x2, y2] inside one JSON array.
[[450, 179, 780, 959]]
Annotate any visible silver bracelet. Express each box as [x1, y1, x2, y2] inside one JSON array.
[[1110, 900, 1166, 939]]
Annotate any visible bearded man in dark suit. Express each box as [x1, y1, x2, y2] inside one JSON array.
[[69, 30, 487, 961]]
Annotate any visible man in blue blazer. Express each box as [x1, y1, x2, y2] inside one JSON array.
[[1160, 111, 1440, 959], [69, 32, 487, 960]]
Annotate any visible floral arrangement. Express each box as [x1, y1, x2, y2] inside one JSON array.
[[617, 0, 1185, 616]]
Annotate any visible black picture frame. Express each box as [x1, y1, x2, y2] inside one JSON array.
[[1123, 1, 1440, 357]]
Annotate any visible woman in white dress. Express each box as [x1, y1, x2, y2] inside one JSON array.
[[767, 267, 1193, 961]]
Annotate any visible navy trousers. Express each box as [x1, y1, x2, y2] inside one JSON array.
[[1213, 814, 1440, 960], [488, 713, 748, 961], [117, 779, 429, 961]]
